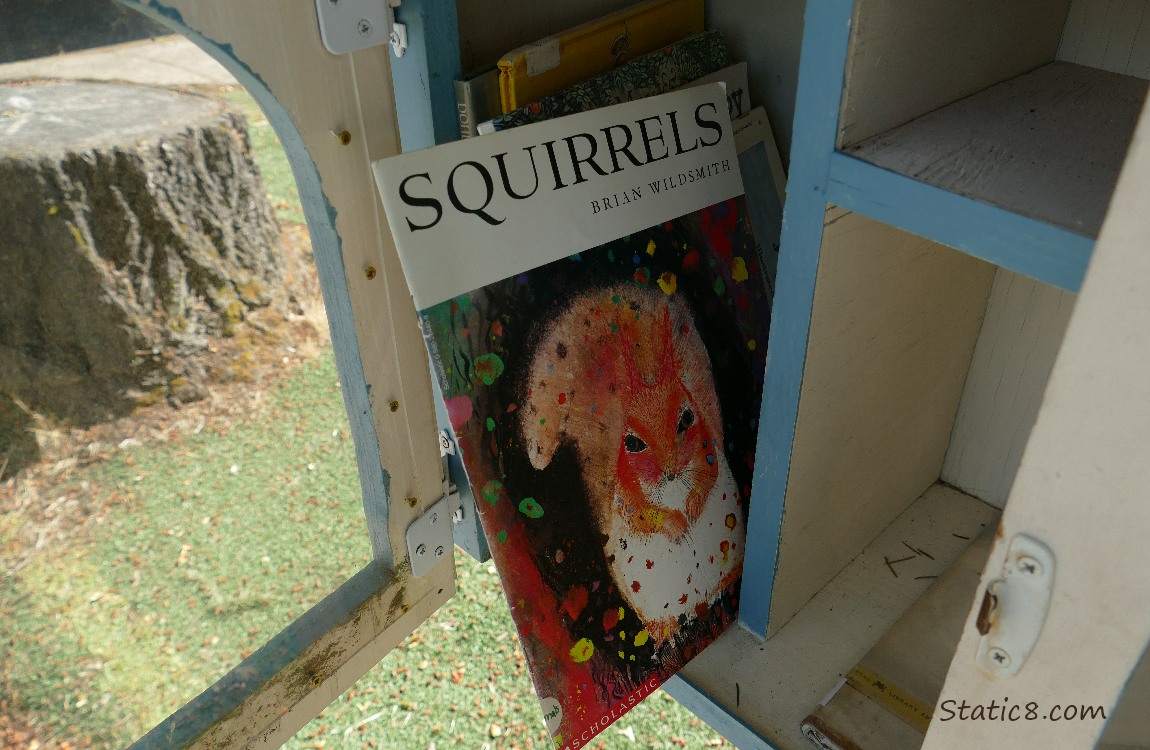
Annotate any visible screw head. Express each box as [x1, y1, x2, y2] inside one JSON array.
[[1016, 555, 1043, 577], [988, 647, 1012, 667], [429, 512, 438, 525], [357, 18, 373, 36], [415, 543, 427, 556], [435, 546, 445, 558], [364, 265, 377, 280]]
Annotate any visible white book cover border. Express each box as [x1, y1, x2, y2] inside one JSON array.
[[373, 84, 742, 310]]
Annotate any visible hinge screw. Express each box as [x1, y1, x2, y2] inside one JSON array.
[[435, 546, 445, 558], [1016, 555, 1043, 577], [988, 647, 1011, 667], [415, 543, 427, 556], [429, 512, 438, 525], [357, 18, 373, 36]]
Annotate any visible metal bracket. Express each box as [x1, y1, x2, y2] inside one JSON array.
[[405, 488, 457, 578], [314, 0, 407, 57], [975, 534, 1055, 678]]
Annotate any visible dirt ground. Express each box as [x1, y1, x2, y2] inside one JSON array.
[[0, 223, 328, 748]]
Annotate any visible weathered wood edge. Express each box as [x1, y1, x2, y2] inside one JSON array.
[[112, 0, 455, 745]]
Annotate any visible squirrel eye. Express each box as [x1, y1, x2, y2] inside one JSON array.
[[624, 433, 648, 453], [677, 408, 695, 434]]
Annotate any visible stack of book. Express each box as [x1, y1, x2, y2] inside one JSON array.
[[374, 5, 792, 748], [454, 0, 785, 301]]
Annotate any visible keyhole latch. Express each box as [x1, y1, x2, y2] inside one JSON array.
[[975, 534, 1055, 678]]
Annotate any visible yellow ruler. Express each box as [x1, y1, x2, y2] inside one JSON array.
[[846, 665, 933, 733]]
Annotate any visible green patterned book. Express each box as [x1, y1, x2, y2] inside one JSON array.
[[484, 30, 728, 133]]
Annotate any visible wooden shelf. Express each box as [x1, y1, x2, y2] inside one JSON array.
[[677, 483, 998, 750], [830, 62, 1147, 291]]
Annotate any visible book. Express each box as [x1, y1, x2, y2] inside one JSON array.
[[732, 106, 787, 306], [684, 61, 751, 121], [497, 0, 704, 113], [373, 85, 771, 749], [800, 530, 994, 750], [454, 65, 502, 139], [485, 31, 729, 134]]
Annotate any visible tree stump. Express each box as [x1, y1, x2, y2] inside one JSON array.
[[0, 80, 281, 428]]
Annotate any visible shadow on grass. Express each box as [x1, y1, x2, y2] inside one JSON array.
[[0, 391, 39, 479]]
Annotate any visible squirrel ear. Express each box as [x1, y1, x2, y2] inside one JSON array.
[[521, 318, 578, 470], [521, 402, 562, 469]]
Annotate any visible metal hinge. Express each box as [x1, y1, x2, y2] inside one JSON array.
[[975, 534, 1055, 678], [405, 488, 457, 577], [404, 438, 463, 578], [314, 0, 407, 57]]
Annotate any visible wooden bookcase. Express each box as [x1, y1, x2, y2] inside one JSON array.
[[110, 0, 1150, 747], [675, 1, 1150, 749], [397, 1, 1150, 748]]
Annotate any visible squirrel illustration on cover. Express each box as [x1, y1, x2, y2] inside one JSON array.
[[521, 284, 744, 646]]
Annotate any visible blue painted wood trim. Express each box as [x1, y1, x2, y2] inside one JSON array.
[[129, 559, 396, 748], [662, 675, 778, 750], [825, 152, 1094, 292], [391, 0, 462, 150], [389, 0, 492, 561], [738, 0, 856, 636], [117, 0, 395, 562]]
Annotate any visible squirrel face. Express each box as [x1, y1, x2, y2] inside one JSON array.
[[614, 322, 720, 543], [521, 285, 744, 642]]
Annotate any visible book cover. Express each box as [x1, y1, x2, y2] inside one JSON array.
[[497, 0, 704, 113], [373, 86, 769, 750], [684, 61, 751, 121], [488, 31, 729, 133], [732, 106, 787, 307]]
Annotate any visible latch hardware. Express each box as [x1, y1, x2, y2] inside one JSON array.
[[975, 534, 1055, 677], [314, 0, 408, 57]]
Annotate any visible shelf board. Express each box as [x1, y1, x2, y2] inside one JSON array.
[[829, 62, 1148, 291], [847, 61, 1147, 237], [674, 483, 998, 750], [825, 153, 1095, 292]]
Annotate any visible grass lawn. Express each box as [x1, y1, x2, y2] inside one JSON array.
[[0, 87, 731, 750]]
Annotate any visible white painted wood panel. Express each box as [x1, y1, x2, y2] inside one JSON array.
[[130, 2, 455, 745], [840, 0, 1069, 146], [942, 270, 1076, 508], [679, 484, 997, 750], [925, 94, 1150, 750], [848, 62, 1148, 238], [1058, 0, 1150, 79], [766, 209, 995, 635]]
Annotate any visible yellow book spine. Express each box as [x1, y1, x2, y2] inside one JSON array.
[[497, 0, 703, 113]]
